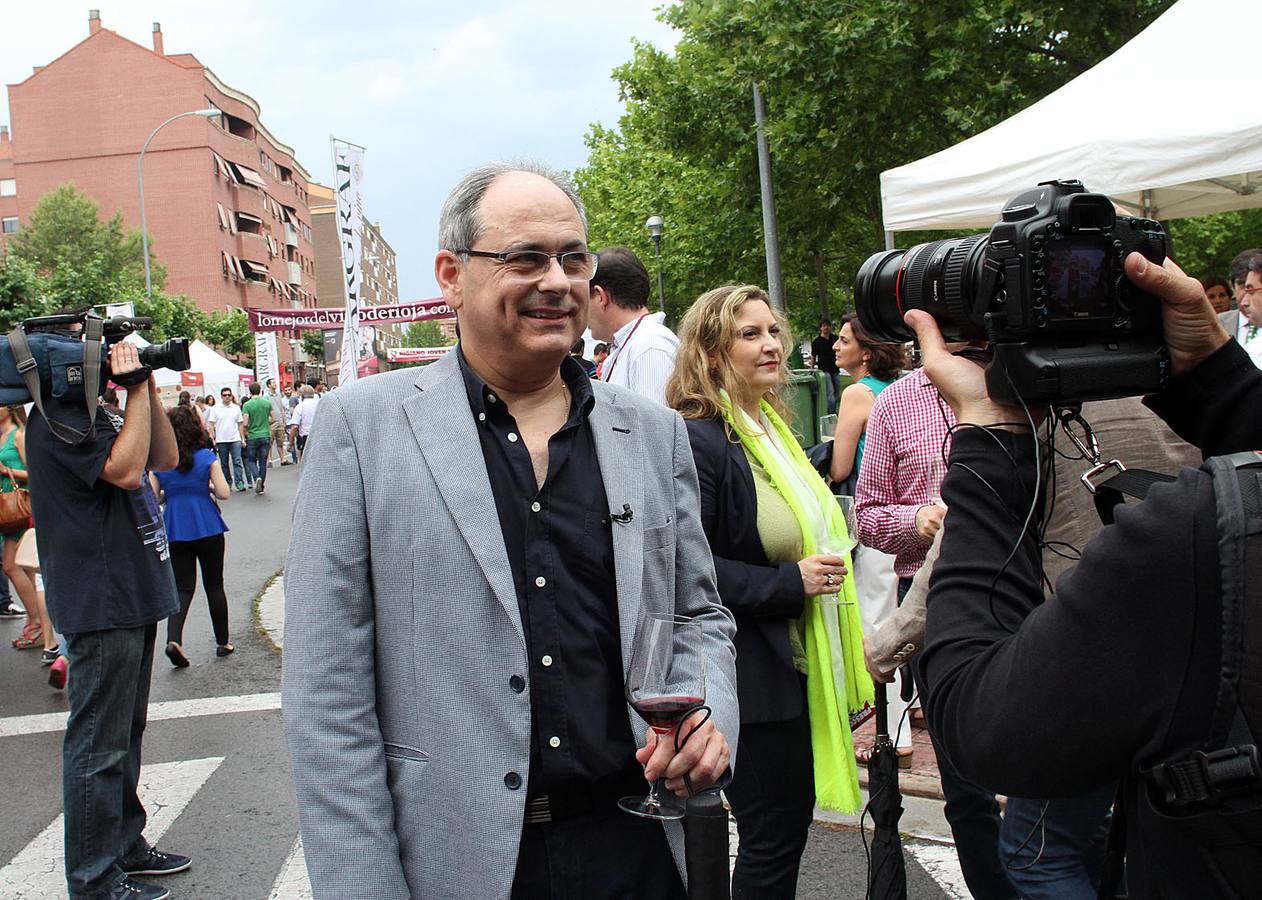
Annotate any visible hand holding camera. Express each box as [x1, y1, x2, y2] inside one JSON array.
[[108, 341, 152, 389]]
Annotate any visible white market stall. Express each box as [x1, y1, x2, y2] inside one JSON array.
[[880, 0, 1262, 233], [123, 335, 254, 403]]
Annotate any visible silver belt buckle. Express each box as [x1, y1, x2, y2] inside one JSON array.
[[524, 795, 552, 824]]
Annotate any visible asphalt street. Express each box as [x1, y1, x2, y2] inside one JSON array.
[[0, 459, 957, 899]]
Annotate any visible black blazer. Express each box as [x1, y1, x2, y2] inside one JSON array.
[[685, 417, 806, 724]]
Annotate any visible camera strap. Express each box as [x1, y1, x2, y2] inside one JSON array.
[[8, 316, 104, 445]]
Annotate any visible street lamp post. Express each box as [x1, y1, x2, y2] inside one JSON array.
[[644, 215, 666, 316], [138, 108, 221, 299]]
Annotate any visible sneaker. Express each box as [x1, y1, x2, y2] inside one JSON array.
[[121, 846, 192, 877], [109, 877, 170, 900], [48, 656, 68, 690], [41, 646, 61, 666], [0, 601, 24, 617], [255, 481, 265, 495], [235, 484, 247, 492]]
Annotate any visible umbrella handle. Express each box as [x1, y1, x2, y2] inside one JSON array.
[[875, 681, 891, 741]]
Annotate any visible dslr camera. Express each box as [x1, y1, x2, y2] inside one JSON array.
[[0, 311, 190, 442], [855, 180, 1170, 404]]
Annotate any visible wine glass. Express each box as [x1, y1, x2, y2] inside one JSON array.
[[619, 614, 706, 820], [819, 413, 838, 441], [818, 495, 859, 606]]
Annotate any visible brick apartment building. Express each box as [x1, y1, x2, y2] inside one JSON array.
[[310, 181, 405, 382], [1, 11, 318, 376]]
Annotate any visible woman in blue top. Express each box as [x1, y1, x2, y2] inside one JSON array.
[[828, 315, 905, 487], [152, 406, 232, 667], [827, 315, 915, 767]]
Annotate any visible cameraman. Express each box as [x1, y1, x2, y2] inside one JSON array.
[[908, 253, 1261, 897], [27, 340, 191, 900]]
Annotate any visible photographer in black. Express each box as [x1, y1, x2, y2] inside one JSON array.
[[27, 336, 191, 900], [907, 252, 1261, 897]]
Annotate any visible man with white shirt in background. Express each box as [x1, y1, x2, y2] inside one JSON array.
[[288, 385, 320, 462], [206, 388, 250, 492], [588, 246, 679, 405]]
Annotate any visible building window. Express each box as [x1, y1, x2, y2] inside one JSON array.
[[0, 179, 15, 197], [2, 217, 18, 234]]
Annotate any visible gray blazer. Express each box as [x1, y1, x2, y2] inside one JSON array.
[[282, 350, 738, 899], [1219, 308, 1240, 337]]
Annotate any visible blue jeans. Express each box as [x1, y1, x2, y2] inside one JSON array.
[[63, 624, 157, 898], [245, 437, 271, 485], [216, 440, 249, 487], [999, 784, 1115, 899]]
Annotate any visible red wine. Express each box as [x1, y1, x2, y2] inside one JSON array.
[[632, 695, 704, 732]]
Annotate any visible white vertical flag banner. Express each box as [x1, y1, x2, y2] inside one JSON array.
[[254, 330, 279, 387], [332, 138, 366, 387]]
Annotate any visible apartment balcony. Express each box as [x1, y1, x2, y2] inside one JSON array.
[[288, 261, 302, 286], [284, 223, 298, 247]]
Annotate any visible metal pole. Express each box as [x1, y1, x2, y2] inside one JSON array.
[[138, 109, 217, 300], [652, 236, 666, 315], [752, 82, 786, 315]]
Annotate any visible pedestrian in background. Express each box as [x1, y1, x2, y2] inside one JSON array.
[[207, 388, 248, 491], [152, 406, 233, 667], [241, 383, 274, 495], [0, 406, 48, 658], [288, 385, 319, 462], [263, 378, 291, 467]]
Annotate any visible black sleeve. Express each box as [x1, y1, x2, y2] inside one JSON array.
[[1144, 338, 1262, 455], [686, 421, 805, 620], [918, 427, 1220, 799]]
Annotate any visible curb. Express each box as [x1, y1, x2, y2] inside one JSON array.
[[253, 569, 285, 655]]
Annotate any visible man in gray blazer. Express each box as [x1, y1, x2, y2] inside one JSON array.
[[283, 161, 737, 899]]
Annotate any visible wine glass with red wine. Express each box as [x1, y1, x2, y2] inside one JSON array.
[[619, 613, 706, 820]]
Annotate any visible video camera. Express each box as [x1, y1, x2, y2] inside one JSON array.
[[0, 311, 190, 443], [855, 180, 1171, 404]]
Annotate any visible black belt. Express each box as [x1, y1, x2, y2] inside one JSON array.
[[524, 778, 643, 825]]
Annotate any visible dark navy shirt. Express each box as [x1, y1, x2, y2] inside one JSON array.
[[27, 400, 179, 635], [458, 350, 638, 798]]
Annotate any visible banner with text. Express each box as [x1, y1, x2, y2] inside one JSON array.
[[386, 346, 455, 364], [333, 139, 366, 387], [254, 330, 280, 388], [245, 299, 454, 332]]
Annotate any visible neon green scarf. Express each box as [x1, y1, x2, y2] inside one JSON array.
[[721, 392, 875, 812]]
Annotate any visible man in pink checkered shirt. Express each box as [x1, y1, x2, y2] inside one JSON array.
[[856, 367, 955, 580]]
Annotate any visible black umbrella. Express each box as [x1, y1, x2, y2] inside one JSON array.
[[864, 683, 909, 900]]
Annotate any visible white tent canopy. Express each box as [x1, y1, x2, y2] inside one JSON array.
[[880, 0, 1262, 232]]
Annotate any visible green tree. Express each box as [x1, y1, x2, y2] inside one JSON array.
[[201, 308, 253, 361], [133, 292, 208, 343], [576, 0, 1178, 340], [301, 330, 326, 361], [0, 253, 53, 331], [8, 183, 165, 294], [404, 319, 455, 347], [1167, 210, 1262, 282]]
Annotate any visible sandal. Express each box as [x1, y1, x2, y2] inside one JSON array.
[[12, 623, 42, 649], [855, 745, 914, 769]]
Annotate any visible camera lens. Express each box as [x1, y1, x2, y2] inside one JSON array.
[[139, 338, 191, 372], [855, 236, 989, 343]]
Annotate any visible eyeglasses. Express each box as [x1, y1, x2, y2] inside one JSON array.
[[1240, 285, 1262, 297], [458, 248, 599, 282]]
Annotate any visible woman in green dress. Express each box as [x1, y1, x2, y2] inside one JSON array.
[[1, 405, 49, 658]]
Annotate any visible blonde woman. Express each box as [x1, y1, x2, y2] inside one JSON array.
[[666, 285, 873, 897]]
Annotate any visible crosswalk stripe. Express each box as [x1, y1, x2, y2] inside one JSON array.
[[268, 837, 312, 900], [906, 841, 970, 899], [0, 692, 282, 738], [0, 757, 225, 899]]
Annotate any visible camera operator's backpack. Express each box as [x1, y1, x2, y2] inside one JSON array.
[[1094, 452, 1262, 897]]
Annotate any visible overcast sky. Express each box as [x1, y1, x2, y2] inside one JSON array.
[[0, 1, 679, 299]]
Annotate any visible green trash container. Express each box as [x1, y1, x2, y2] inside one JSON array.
[[782, 370, 829, 448]]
